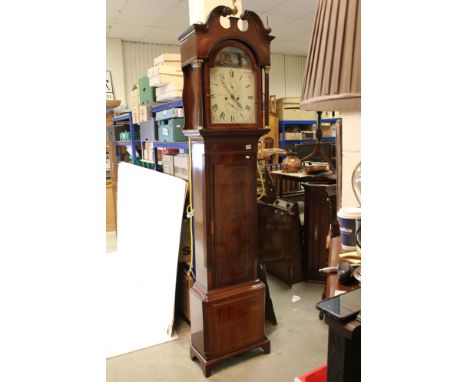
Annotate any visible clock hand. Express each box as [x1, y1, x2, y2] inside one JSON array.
[[227, 102, 238, 110], [231, 95, 243, 110], [220, 79, 232, 96], [228, 82, 244, 109], [222, 81, 243, 109], [220, 79, 243, 110]]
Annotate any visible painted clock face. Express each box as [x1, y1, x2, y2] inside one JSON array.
[[209, 46, 256, 124]]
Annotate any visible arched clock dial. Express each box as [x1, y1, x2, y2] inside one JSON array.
[[208, 46, 257, 125]]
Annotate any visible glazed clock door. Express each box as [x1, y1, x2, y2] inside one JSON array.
[[205, 41, 262, 128]]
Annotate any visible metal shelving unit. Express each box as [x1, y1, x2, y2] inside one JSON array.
[[278, 118, 341, 149], [153, 141, 188, 150], [149, 99, 188, 171], [151, 98, 183, 114], [110, 99, 186, 168], [279, 136, 336, 146], [111, 112, 140, 164]]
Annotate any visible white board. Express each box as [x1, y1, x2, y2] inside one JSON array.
[[105, 163, 187, 358]]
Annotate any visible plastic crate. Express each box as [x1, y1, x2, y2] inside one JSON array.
[[157, 117, 187, 142]]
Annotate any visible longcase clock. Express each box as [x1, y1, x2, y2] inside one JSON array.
[[178, 6, 274, 377]]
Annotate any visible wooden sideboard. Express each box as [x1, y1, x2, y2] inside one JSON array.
[[303, 183, 337, 282]]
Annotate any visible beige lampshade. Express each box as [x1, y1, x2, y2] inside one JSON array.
[[300, 0, 361, 112]]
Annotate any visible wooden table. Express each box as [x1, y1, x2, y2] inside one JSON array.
[[324, 237, 361, 382]]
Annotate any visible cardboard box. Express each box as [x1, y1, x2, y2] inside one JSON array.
[[277, 97, 317, 121], [156, 81, 184, 98], [302, 131, 316, 140], [148, 64, 182, 78], [162, 154, 175, 175], [174, 154, 189, 180], [148, 66, 183, 87], [143, 141, 153, 153], [130, 86, 140, 124], [285, 132, 303, 140], [178, 218, 191, 264], [157, 148, 162, 162], [321, 111, 342, 119], [143, 145, 154, 162], [143, 147, 155, 162], [320, 123, 332, 137], [139, 105, 152, 122], [130, 85, 140, 103], [156, 77, 184, 92], [153, 53, 181, 66], [176, 262, 194, 321], [157, 90, 183, 102], [155, 107, 184, 121]]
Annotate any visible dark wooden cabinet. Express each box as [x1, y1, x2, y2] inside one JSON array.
[[178, 6, 273, 377], [303, 183, 337, 282]]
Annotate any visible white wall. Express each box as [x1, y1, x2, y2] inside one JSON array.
[[106, 38, 126, 106], [341, 112, 361, 208]]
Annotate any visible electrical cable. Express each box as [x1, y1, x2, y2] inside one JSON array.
[[257, 160, 266, 200], [186, 137, 195, 280]]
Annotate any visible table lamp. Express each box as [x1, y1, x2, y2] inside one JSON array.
[[300, 0, 361, 194], [300, 0, 361, 113], [300, 0, 361, 255]]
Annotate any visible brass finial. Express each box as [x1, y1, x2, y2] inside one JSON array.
[[232, 0, 238, 15], [266, 15, 272, 33]]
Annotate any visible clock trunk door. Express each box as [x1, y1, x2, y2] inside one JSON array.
[[209, 151, 257, 289]]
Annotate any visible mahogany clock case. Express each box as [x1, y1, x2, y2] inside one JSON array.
[[178, 7, 275, 377], [187, 128, 271, 377]]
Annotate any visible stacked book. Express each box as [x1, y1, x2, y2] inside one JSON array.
[[147, 54, 184, 102]]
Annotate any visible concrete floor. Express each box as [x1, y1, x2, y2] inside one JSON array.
[[106, 231, 328, 381], [106, 267, 329, 382]]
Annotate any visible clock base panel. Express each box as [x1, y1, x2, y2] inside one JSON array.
[[189, 280, 271, 377]]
